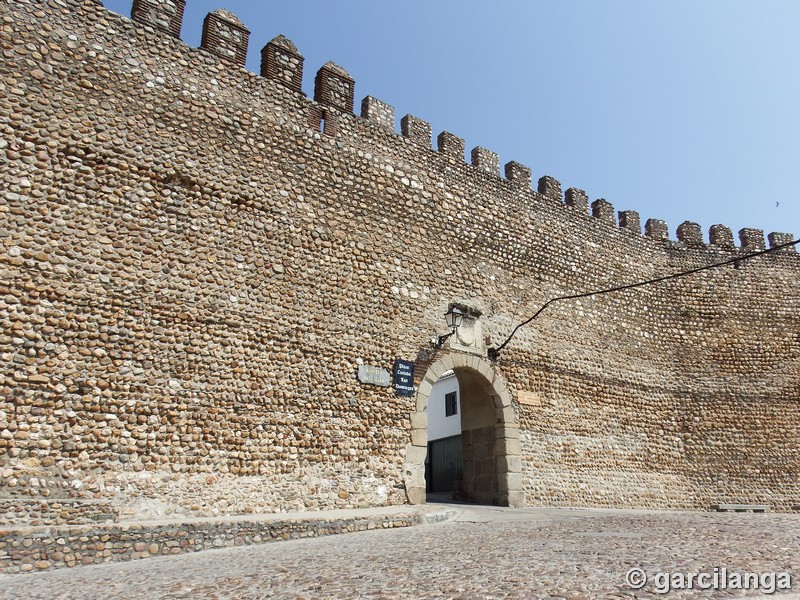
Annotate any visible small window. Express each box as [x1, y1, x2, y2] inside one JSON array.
[[319, 110, 334, 135], [445, 392, 458, 417]]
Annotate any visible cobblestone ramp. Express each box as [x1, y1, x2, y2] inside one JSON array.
[[1, 508, 799, 599]]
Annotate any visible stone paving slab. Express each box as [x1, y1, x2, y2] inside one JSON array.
[[1, 506, 799, 599]]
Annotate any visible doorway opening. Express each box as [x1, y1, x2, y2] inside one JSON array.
[[404, 353, 523, 507], [425, 371, 462, 498]]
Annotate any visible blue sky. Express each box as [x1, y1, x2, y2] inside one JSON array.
[[102, 0, 800, 243]]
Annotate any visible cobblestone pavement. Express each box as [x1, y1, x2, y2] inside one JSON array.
[[1, 505, 799, 599]]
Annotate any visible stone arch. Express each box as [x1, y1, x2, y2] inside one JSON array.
[[404, 352, 523, 507]]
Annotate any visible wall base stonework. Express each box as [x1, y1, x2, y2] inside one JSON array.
[[0, 499, 117, 527], [0, 508, 454, 574]]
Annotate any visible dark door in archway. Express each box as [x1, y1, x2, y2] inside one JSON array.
[[426, 435, 463, 493]]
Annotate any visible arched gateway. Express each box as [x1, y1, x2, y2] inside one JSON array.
[[403, 352, 524, 507]]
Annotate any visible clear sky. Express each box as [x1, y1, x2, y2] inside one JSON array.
[[102, 0, 800, 242]]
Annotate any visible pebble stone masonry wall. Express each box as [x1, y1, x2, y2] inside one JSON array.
[[1, 0, 800, 534]]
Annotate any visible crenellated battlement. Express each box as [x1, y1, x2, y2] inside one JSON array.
[[131, 0, 185, 38], [200, 9, 249, 67], [117, 0, 797, 255], [261, 35, 304, 94]]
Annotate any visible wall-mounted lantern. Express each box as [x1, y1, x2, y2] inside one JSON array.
[[435, 305, 464, 349]]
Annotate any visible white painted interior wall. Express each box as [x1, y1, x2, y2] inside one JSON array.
[[426, 371, 461, 442]]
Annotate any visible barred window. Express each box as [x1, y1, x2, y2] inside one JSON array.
[[445, 392, 458, 417]]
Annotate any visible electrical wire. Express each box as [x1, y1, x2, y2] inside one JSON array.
[[489, 237, 800, 359]]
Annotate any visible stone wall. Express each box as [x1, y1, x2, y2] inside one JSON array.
[[1, 0, 799, 527], [0, 509, 438, 574]]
